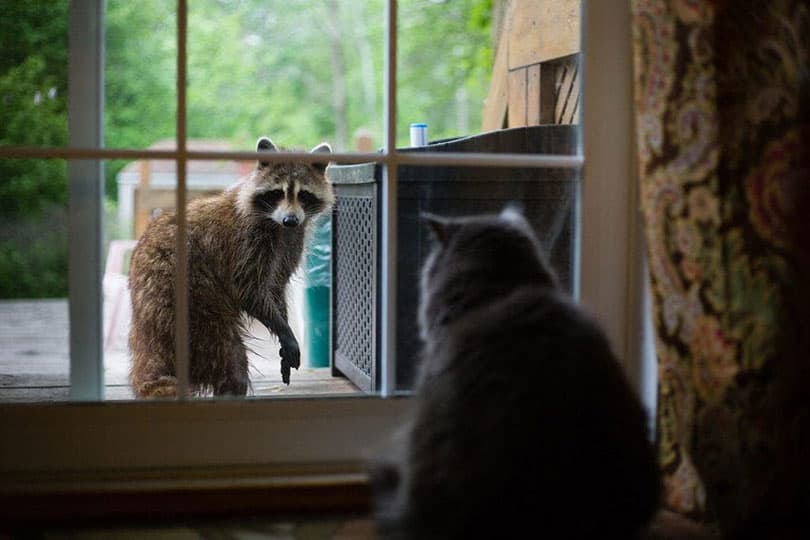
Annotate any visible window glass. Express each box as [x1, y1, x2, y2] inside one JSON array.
[[1, 0, 584, 402], [121, 157, 366, 400], [389, 0, 582, 390], [397, 0, 581, 147], [186, 0, 384, 153], [105, 0, 177, 243], [405, 161, 578, 391], [105, 0, 177, 149], [397, 0, 493, 146], [0, 159, 69, 401], [327, 157, 580, 392]]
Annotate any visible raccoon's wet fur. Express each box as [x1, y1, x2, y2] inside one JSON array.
[[128, 137, 335, 397]]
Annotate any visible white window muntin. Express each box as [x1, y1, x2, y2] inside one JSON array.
[[0, 0, 650, 487]]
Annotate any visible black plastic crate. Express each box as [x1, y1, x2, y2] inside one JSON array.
[[329, 125, 579, 392]]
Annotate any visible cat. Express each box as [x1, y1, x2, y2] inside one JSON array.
[[370, 204, 662, 539]]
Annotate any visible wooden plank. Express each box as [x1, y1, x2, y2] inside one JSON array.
[[251, 378, 359, 397], [0, 484, 372, 529], [566, 60, 580, 123], [0, 387, 70, 402], [508, 0, 580, 70], [569, 87, 580, 124], [555, 56, 579, 124], [1, 299, 361, 403], [481, 8, 512, 132], [0, 378, 359, 402], [526, 63, 541, 125], [137, 188, 175, 215], [0, 374, 69, 388], [539, 63, 556, 124], [135, 160, 151, 238], [507, 68, 527, 127]]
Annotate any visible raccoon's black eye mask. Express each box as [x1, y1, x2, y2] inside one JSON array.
[[298, 190, 322, 212], [255, 189, 284, 210]]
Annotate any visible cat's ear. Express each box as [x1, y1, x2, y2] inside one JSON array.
[[500, 201, 526, 224], [421, 212, 452, 244]]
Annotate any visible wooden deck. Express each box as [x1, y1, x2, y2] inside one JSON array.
[[0, 298, 360, 402]]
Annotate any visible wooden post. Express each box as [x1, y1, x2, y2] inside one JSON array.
[[538, 64, 556, 124], [135, 159, 151, 239], [554, 56, 580, 124], [355, 128, 374, 152], [508, 68, 528, 127], [484, 0, 581, 129], [481, 10, 511, 131]]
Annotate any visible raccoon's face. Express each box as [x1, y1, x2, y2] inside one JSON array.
[[240, 137, 335, 228]]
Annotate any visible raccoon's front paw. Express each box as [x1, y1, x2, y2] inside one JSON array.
[[280, 335, 300, 369], [279, 335, 300, 385]]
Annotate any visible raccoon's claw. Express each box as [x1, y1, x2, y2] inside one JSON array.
[[279, 336, 300, 385], [281, 360, 291, 385]]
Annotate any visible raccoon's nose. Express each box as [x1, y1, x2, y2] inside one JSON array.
[[282, 215, 300, 228]]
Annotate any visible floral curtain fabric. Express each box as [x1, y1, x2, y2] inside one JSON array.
[[630, 0, 809, 534]]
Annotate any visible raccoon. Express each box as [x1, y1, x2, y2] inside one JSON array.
[[128, 137, 335, 398]]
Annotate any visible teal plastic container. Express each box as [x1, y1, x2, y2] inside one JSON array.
[[304, 215, 331, 368]]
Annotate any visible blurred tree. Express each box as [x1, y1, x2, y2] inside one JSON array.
[[398, 0, 492, 144], [105, 0, 176, 197], [0, 1, 68, 297], [107, 0, 491, 152], [0, 0, 493, 297], [0, 1, 68, 216]]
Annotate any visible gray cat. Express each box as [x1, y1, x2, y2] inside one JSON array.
[[371, 205, 661, 539]]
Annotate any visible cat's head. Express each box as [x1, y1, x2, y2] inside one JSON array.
[[417, 203, 559, 341]]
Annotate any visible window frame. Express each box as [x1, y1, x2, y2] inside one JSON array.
[[0, 0, 651, 499]]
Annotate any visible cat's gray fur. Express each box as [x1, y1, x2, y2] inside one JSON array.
[[370, 205, 661, 539]]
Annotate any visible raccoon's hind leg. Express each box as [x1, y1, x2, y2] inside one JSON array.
[[129, 346, 179, 398], [133, 374, 178, 398], [129, 311, 179, 398], [213, 346, 249, 396], [188, 333, 249, 397]]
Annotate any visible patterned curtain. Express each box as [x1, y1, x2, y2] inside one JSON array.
[[630, 0, 809, 535]]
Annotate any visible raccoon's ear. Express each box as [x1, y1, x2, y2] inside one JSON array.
[[310, 142, 332, 174], [256, 136, 278, 167], [421, 212, 454, 245]]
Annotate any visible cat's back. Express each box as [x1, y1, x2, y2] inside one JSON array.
[[377, 208, 661, 539], [422, 283, 618, 387], [412, 283, 661, 538]]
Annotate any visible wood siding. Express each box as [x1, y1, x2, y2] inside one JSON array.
[[483, 0, 581, 131]]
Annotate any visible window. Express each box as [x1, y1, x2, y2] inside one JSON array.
[[0, 0, 651, 495]]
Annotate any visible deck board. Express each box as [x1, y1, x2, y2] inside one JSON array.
[[0, 298, 360, 402]]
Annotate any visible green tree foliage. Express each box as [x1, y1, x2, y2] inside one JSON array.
[[0, 1, 68, 297], [0, 1, 68, 215], [398, 0, 493, 143], [103, 0, 492, 151], [1, 0, 493, 297], [104, 0, 176, 195], [183, 0, 386, 150]]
